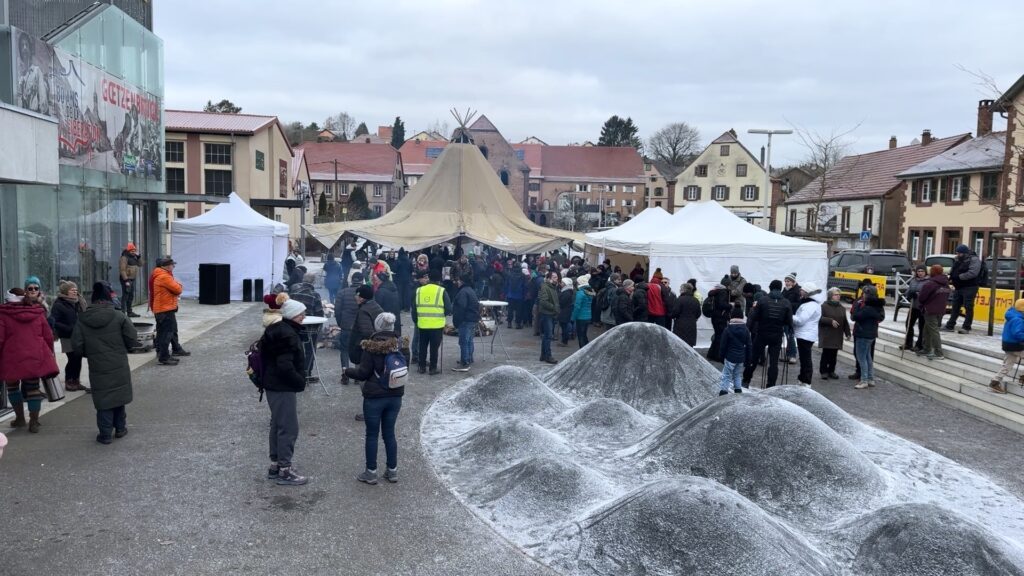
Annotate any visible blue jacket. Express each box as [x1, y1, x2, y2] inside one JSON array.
[[505, 272, 525, 300], [571, 286, 595, 322], [719, 319, 752, 365], [1003, 307, 1024, 352]]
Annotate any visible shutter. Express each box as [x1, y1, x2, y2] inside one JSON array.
[[938, 178, 946, 202], [910, 180, 918, 203], [753, 186, 760, 202], [724, 186, 731, 201], [696, 186, 702, 200]]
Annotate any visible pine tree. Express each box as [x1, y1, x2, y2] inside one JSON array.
[[354, 122, 369, 137], [348, 186, 371, 219], [390, 117, 406, 149], [597, 115, 642, 150]]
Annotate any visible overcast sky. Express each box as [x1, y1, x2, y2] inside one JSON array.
[[155, 0, 1021, 166]]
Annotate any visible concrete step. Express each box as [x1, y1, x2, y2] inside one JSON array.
[[876, 324, 1004, 362], [839, 346, 1024, 435]]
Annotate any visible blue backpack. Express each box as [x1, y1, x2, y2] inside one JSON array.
[[378, 351, 409, 390]]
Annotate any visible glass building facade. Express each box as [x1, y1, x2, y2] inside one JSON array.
[[0, 5, 165, 303]]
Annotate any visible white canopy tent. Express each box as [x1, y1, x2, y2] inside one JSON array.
[[170, 192, 290, 300]]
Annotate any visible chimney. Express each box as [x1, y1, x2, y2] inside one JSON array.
[[364, 137, 371, 143], [888, 136, 897, 149], [921, 129, 933, 145], [760, 146, 765, 166], [978, 99, 994, 137], [378, 126, 393, 140]]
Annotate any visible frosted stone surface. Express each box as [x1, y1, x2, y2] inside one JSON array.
[[421, 321, 1024, 575]]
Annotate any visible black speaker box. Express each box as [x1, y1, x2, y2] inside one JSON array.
[[198, 263, 230, 305]]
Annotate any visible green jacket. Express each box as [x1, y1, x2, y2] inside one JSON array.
[[538, 281, 560, 317], [71, 302, 137, 411]]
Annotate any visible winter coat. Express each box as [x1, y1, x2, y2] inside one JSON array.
[[70, 302, 137, 411], [719, 319, 753, 365], [707, 288, 733, 325], [950, 253, 983, 288], [662, 286, 677, 319], [851, 297, 886, 339], [119, 250, 141, 281], [1003, 308, 1024, 352], [781, 284, 802, 312], [629, 266, 646, 283], [260, 319, 306, 393], [818, 301, 850, 350], [600, 286, 618, 326], [289, 283, 324, 319], [528, 275, 544, 302], [51, 295, 86, 340], [262, 309, 283, 327], [671, 293, 702, 346], [538, 281, 559, 317], [505, 273, 525, 300], [793, 297, 822, 343], [647, 280, 666, 317], [613, 289, 634, 325], [150, 267, 182, 314], [631, 284, 650, 322], [558, 288, 575, 323], [906, 276, 926, 310], [346, 331, 408, 399], [723, 274, 748, 310], [334, 286, 360, 331], [571, 286, 595, 322], [0, 303, 60, 381], [354, 299, 385, 341], [917, 274, 951, 316], [393, 254, 412, 285], [374, 280, 402, 335], [453, 285, 481, 327], [747, 290, 792, 340], [323, 259, 342, 291]]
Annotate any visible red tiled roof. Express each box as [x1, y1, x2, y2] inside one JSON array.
[[297, 142, 400, 181], [786, 133, 971, 203], [539, 146, 645, 181], [398, 139, 449, 176], [512, 143, 543, 178], [165, 109, 278, 134]]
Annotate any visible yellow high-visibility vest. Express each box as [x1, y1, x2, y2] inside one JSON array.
[[416, 283, 446, 329]]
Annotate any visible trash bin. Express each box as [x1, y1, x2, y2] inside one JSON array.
[[198, 263, 230, 305]]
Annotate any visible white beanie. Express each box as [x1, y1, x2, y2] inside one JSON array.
[[562, 277, 574, 288], [281, 299, 306, 320], [374, 312, 396, 332]]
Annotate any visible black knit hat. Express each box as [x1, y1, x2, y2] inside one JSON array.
[[91, 281, 112, 303], [356, 285, 374, 300]]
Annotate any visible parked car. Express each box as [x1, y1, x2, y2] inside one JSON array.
[[924, 253, 955, 275], [985, 257, 1024, 289], [828, 249, 912, 301]]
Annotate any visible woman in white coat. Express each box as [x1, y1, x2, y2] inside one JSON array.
[[792, 281, 823, 385]]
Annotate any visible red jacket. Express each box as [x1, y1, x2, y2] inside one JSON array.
[[647, 280, 666, 316], [0, 303, 60, 381]]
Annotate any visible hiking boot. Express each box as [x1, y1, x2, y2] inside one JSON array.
[[854, 381, 870, 390], [384, 468, 398, 483], [267, 465, 280, 480], [927, 354, 945, 361], [276, 467, 308, 486], [868, 380, 876, 387], [96, 435, 112, 445], [340, 374, 350, 386], [848, 373, 860, 380], [733, 388, 743, 393], [8, 404, 25, 428], [451, 363, 470, 372], [993, 382, 1008, 394], [417, 366, 426, 374], [158, 357, 179, 365], [127, 312, 141, 318], [357, 469, 378, 485], [787, 357, 797, 364], [915, 349, 928, 356], [990, 379, 1003, 392], [957, 328, 971, 335], [543, 357, 558, 365], [355, 413, 364, 421], [28, 411, 40, 433], [719, 390, 729, 396], [828, 373, 839, 379], [114, 428, 128, 439], [941, 325, 954, 332], [172, 349, 192, 357], [428, 368, 441, 376]]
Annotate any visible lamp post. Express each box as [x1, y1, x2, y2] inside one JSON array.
[[748, 128, 792, 231]]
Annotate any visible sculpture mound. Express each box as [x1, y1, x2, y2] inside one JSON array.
[[636, 393, 885, 522], [843, 503, 1024, 575], [467, 456, 615, 526], [449, 366, 567, 417], [550, 478, 838, 576], [544, 322, 719, 418], [761, 385, 865, 437], [556, 398, 659, 446], [451, 417, 571, 468]]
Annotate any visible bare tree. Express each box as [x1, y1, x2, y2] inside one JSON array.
[[426, 118, 451, 140], [647, 122, 701, 168], [790, 123, 861, 238], [323, 112, 356, 141]]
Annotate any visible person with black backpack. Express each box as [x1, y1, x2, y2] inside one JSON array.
[[345, 312, 408, 485], [944, 244, 984, 334], [260, 299, 309, 486], [741, 279, 793, 387]]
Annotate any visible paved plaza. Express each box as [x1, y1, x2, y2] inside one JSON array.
[[2, 301, 1024, 575]]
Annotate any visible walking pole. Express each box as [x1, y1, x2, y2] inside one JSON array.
[[900, 308, 912, 361], [1015, 356, 1023, 388], [781, 342, 790, 385], [759, 348, 768, 389]]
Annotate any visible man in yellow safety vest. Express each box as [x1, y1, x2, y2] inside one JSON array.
[[411, 269, 451, 375]]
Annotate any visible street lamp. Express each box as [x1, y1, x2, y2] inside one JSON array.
[[748, 128, 792, 231]]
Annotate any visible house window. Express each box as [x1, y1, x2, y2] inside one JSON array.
[[374, 205, 383, 216], [515, 149, 525, 161], [275, 214, 282, 222], [529, 182, 540, 192], [972, 231, 985, 255], [741, 185, 757, 201], [712, 185, 727, 201], [500, 170, 510, 186], [542, 199, 550, 211], [165, 141, 184, 163], [909, 231, 920, 261], [340, 183, 349, 196], [623, 185, 636, 194], [373, 184, 385, 197], [323, 182, 333, 195], [863, 205, 874, 231], [479, 146, 488, 158], [936, 177, 946, 202], [654, 187, 664, 197], [166, 167, 184, 193], [204, 143, 232, 165], [607, 184, 617, 193], [789, 209, 797, 231], [736, 163, 747, 177], [684, 185, 700, 201], [204, 169, 232, 196], [924, 230, 935, 256], [841, 206, 850, 232], [576, 184, 591, 193], [174, 209, 185, 220], [406, 176, 419, 187], [426, 147, 444, 159], [655, 201, 662, 207], [806, 208, 816, 231], [606, 199, 616, 207], [920, 179, 931, 203], [720, 145, 730, 156], [695, 165, 708, 177], [982, 173, 999, 200], [951, 176, 965, 201]]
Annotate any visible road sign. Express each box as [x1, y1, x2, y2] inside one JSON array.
[[860, 230, 872, 242]]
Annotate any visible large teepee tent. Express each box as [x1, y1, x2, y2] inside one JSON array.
[[303, 142, 581, 254]]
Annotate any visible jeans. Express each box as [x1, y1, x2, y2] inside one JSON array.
[[96, 405, 126, 439], [411, 326, 420, 361], [575, 319, 590, 348], [154, 311, 177, 361], [905, 307, 925, 349], [266, 390, 299, 468], [852, 338, 875, 376], [417, 328, 443, 370], [506, 298, 522, 327], [721, 360, 743, 392], [855, 337, 875, 382], [743, 333, 782, 387], [924, 313, 943, 356], [946, 285, 978, 330], [796, 338, 814, 384], [121, 279, 135, 315], [65, 351, 83, 380], [819, 348, 839, 375], [784, 325, 797, 359], [337, 329, 352, 368], [540, 314, 555, 359], [458, 321, 475, 365], [363, 396, 402, 471]]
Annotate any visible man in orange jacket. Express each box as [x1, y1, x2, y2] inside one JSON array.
[[150, 256, 187, 365]]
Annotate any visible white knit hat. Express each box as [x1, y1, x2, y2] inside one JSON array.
[[374, 312, 396, 332], [281, 299, 306, 320]]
